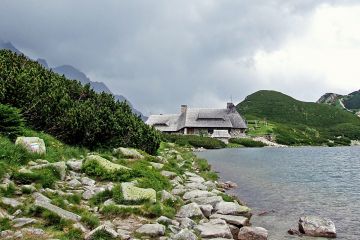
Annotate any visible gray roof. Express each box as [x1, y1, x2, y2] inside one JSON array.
[[146, 105, 247, 132]]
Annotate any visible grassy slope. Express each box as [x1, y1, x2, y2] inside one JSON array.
[[237, 90, 360, 146]]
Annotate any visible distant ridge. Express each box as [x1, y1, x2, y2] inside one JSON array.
[[0, 41, 147, 120], [317, 90, 360, 116]]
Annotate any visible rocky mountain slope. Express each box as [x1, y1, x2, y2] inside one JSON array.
[[317, 90, 360, 116], [0, 41, 146, 120]]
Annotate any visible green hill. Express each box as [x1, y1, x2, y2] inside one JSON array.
[[237, 90, 360, 146], [0, 50, 160, 154]]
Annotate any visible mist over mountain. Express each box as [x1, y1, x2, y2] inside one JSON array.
[[0, 41, 146, 120]]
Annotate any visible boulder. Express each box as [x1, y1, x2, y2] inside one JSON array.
[[183, 190, 216, 200], [15, 137, 46, 154], [85, 155, 130, 172], [178, 217, 196, 229], [199, 204, 213, 217], [1, 197, 22, 208], [81, 177, 96, 186], [68, 179, 82, 188], [113, 147, 144, 159], [173, 229, 197, 240], [191, 196, 223, 207], [121, 182, 156, 203], [187, 176, 205, 183], [34, 199, 81, 221], [210, 214, 249, 227], [161, 190, 177, 202], [135, 223, 165, 237], [21, 227, 46, 236], [12, 218, 37, 228], [238, 226, 268, 240], [215, 201, 251, 216], [298, 216, 336, 238], [85, 221, 118, 240], [176, 202, 204, 218], [195, 218, 232, 239], [184, 182, 208, 190], [66, 159, 83, 171], [33, 192, 51, 203], [161, 170, 177, 179]]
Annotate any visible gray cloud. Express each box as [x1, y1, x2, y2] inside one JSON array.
[[0, 0, 359, 114]]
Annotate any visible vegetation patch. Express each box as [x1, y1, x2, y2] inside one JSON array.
[[12, 167, 61, 188], [162, 134, 226, 149], [229, 138, 266, 147]]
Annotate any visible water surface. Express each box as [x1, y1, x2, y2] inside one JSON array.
[[197, 147, 360, 240]]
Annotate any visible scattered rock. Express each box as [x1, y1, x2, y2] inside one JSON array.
[[298, 216, 336, 238], [183, 190, 216, 200], [173, 228, 197, 240], [117, 229, 132, 240], [121, 182, 156, 203], [199, 204, 213, 217], [156, 216, 173, 225], [185, 182, 208, 190], [15, 137, 46, 154], [176, 202, 204, 218], [191, 195, 223, 207], [21, 184, 36, 193], [12, 218, 37, 228], [161, 170, 177, 179], [215, 201, 251, 216], [135, 223, 166, 237], [150, 162, 164, 169], [161, 190, 177, 202], [113, 147, 144, 159], [21, 227, 46, 236], [81, 177, 96, 186], [238, 226, 268, 240], [195, 218, 232, 239], [68, 179, 82, 188], [178, 217, 196, 229], [34, 199, 81, 221], [33, 192, 51, 203], [1, 197, 22, 208], [66, 159, 83, 171], [85, 222, 118, 240], [210, 214, 249, 227], [85, 155, 130, 172]]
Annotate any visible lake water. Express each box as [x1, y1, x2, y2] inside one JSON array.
[[197, 147, 360, 240]]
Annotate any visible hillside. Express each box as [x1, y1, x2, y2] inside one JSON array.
[[317, 90, 360, 115], [237, 90, 360, 146]]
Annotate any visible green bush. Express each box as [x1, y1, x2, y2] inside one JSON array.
[[0, 50, 160, 154], [229, 138, 266, 147], [0, 104, 24, 140], [163, 134, 226, 149], [132, 161, 171, 191]]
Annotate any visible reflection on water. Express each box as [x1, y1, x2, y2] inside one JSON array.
[[197, 146, 360, 240]]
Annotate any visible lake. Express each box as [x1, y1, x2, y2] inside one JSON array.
[[197, 146, 360, 240]]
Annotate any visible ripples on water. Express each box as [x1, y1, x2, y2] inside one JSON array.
[[197, 147, 360, 240]]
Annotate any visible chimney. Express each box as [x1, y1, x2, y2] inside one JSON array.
[[181, 105, 188, 114], [227, 102, 235, 112]]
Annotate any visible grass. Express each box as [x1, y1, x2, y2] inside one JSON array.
[[12, 167, 61, 189], [80, 211, 100, 229], [229, 138, 266, 147], [0, 218, 11, 231]]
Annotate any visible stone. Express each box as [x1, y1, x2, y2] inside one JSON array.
[[168, 225, 181, 234], [0, 208, 10, 218], [238, 226, 268, 240], [82, 189, 95, 200], [183, 190, 216, 200], [161, 190, 177, 202], [113, 147, 144, 159], [204, 180, 217, 189], [171, 187, 187, 195], [150, 162, 164, 169], [156, 216, 173, 225], [195, 218, 232, 239], [199, 204, 213, 217], [117, 229, 131, 240], [178, 217, 196, 229], [13, 209, 22, 216], [135, 223, 165, 237], [81, 177, 96, 186], [215, 201, 251, 216], [121, 182, 156, 203], [21, 184, 36, 193], [15, 137, 46, 154], [298, 216, 336, 238], [161, 170, 177, 179], [104, 199, 115, 206], [85, 155, 130, 172], [1, 197, 22, 208], [185, 182, 207, 190], [52, 161, 67, 180], [34, 199, 81, 221], [210, 214, 249, 227], [73, 222, 88, 233], [0, 230, 14, 239], [176, 203, 204, 218], [12, 218, 37, 228], [85, 222, 118, 240], [173, 229, 197, 240], [21, 227, 46, 236], [68, 179, 82, 188], [187, 176, 205, 183], [228, 224, 240, 239], [66, 159, 83, 171], [33, 192, 51, 203], [191, 196, 223, 207]]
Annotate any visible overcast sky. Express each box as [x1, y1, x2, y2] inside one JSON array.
[[1, 0, 359, 114]]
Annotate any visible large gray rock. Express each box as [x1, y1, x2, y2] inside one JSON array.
[[113, 147, 144, 159], [12, 218, 37, 228], [238, 226, 268, 240], [85, 221, 118, 240], [184, 182, 207, 190], [135, 223, 165, 237], [66, 159, 83, 171], [15, 137, 46, 154], [298, 216, 336, 238], [21, 227, 46, 236], [34, 199, 81, 221], [195, 218, 232, 239], [176, 202, 204, 218], [199, 204, 213, 217], [85, 155, 130, 172], [161, 190, 177, 202], [215, 201, 251, 216], [1, 197, 22, 208], [68, 179, 82, 188], [121, 182, 156, 203], [33, 192, 51, 203], [210, 214, 249, 227], [183, 190, 216, 200], [173, 229, 198, 240], [191, 196, 223, 207]]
